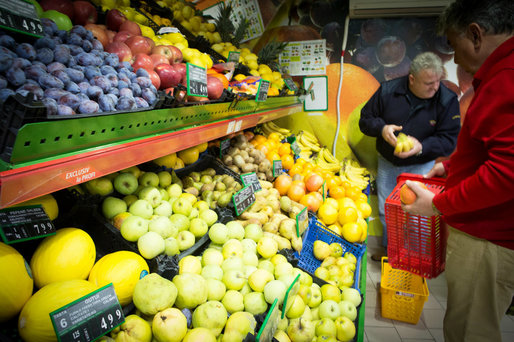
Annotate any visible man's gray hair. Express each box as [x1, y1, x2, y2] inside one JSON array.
[[409, 52, 443, 77], [437, 0, 514, 36]]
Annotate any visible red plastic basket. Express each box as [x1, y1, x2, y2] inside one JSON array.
[[385, 173, 448, 278]]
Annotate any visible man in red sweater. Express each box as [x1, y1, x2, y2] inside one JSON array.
[[402, 0, 514, 341]]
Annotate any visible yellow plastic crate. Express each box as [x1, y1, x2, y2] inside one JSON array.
[[380, 257, 429, 324]]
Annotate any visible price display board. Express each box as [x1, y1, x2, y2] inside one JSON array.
[[281, 274, 301, 319], [284, 77, 298, 92], [219, 138, 231, 159], [256, 298, 279, 342], [50, 284, 124, 342], [232, 185, 255, 216], [255, 80, 270, 102], [0, 0, 43, 37], [241, 172, 262, 193], [0, 205, 55, 244], [227, 51, 241, 66], [295, 207, 307, 238], [186, 63, 208, 97], [272, 160, 283, 177]]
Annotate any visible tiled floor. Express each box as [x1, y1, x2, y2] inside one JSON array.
[[362, 236, 514, 342]]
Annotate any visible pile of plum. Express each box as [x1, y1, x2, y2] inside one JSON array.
[[0, 19, 159, 116]]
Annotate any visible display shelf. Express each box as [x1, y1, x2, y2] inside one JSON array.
[[0, 100, 302, 208]]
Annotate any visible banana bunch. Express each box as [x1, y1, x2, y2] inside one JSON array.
[[315, 147, 341, 173], [340, 159, 370, 190], [260, 121, 291, 140], [296, 130, 321, 153], [394, 132, 414, 154]]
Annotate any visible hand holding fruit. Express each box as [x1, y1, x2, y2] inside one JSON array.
[[394, 133, 422, 158], [401, 180, 437, 216], [381, 124, 402, 146]]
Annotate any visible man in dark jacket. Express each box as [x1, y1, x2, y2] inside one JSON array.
[[359, 52, 461, 261]]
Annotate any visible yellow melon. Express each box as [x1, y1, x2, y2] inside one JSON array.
[[30, 228, 96, 288], [18, 279, 97, 342], [88, 251, 149, 306], [12, 194, 58, 221], [0, 242, 34, 322]]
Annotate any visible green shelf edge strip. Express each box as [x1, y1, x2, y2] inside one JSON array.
[[358, 242, 367, 342]]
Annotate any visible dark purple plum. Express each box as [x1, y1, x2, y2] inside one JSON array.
[[44, 88, 68, 100], [0, 76, 7, 89], [135, 97, 149, 108], [103, 54, 119, 68], [65, 68, 85, 83], [119, 88, 133, 98], [0, 35, 15, 49], [47, 62, 66, 73], [118, 76, 131, 85], [85, 66, 101, 80], [70, 25, 88, 38], [6, 68, 26, 87], [17, 84, 44, 100], [76, 93, 89, 102], [32, 61, 47, 71], [129, 83, 142, 97], [68, 56, 77, 67], [56, 30, 68, 41], [16, 43, 36, 61], [106, 74, 118, 88], [78, 81, 90, 93], [92, 75, 111, 92], [66, 81, 81, 94], [149, 85, 157, 94], [85, 30, 94, 41], [109, 88, 119, 96], [141, 88, 157, 104], [0, 46, 16, 58], [52, 37, 63, 45], [87, 85, 103, 99], [92, 39, 103, 51], [51, 69, 71, 86], [120, 61, 132, 71], [0, 52, 13, 72], [42, 97, 58, 115], [136, 68, 149, 78], [92, 56, 103, 67], [181, 308, 192, 328], [135, 77, 152, 89], [53, 45, 71, 64], [77, 52, 96, 66], [118, 80, 129, 89], [35, 37, 56, 50], [37, 48, 54, 64], [128, 72, 137, 81], [57, 104, 75, 115], [68, 44, 84, 56], [0, 88, 15, 101], [12, 58, 32, 69], [106, 93, 118, 105], [100, 65, 116, 75], [116, 96, 137, 111], [58, 93, 81, 110], [40, 18, 58, 36], [82, 40, 93, 53], [66, 33, 83, 46], [78, 100, 99, 114], [98, 94, 116, 112], [39, 74, 64, 89], [72, 65, 85, 72]]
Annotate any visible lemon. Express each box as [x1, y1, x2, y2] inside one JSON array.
[[234, 74, 247, 82], [245, 53, 258, 61], [247, 60, 259, 70], [139, 25, 155, 38], [175, 41, 188, 50], [260, 73, 273, 82], [133, 13, 148, 25], [258, 64, 272, 75], [181, 20, 193, 32], [201, 53, 213, 69], [212, 32, 222, 43], [190, 56, 206, 68], [249, 69, 260, 77], [211, 43, 224, 53], [182, 47, 198, 62], [341, 222, 363, 243], [206, 22, 216, 32]]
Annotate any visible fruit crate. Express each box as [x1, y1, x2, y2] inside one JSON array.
[[293, 215, 366, 291], [385, 173, 447, 278], [380, 257, 429, 324]]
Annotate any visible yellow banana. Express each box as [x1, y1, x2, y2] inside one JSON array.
[[323, 148, 339, 164], [299, 132, 321, 152], [266, 121, 291, 135], [302, 130, 318, 143]]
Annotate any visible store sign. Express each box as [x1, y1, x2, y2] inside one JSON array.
[[186, 63, 208, 97], [0, 0, 43, 37], [0, 205, 55, 244]]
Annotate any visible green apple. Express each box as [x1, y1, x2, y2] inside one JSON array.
[[226, 221, 245, 240], [244, 223, 263, 242], [298, 284, 312, 305], [158, 171, 172, 188], [244, 265, 258, 278], [172, 273, 208, 309], [149, 216, 174, 238], [129, 199, 153, 219], [248, 268, 274, 292], [178, 255, 202, 275], [159, 189, 169, 201], [319, 300, 340, 320], [111, 314, 151, 342], [338, 300, 357, 321], [132, 273, 177, 315], [274, 330, 290, 342], [311, 306, 320, 320], [177, 230, 195, 251], [243, 292, 267, 315], [199, 209, 218, 227], [299, 271, 313, 287], [209, 223, 229, 244], [222, 269, 246, 290], [314, 267, 329, 282], [102, 196, 127, 220], [139, 172, 160, 187], [205, 278, 226, 301], [335, 316, 355, 342], [164, 237, 179, 256], [137, 231, 165, 259], [85, 177, 113, 196], [222, 239, 243, 259], [189, 218, 208, 238], [270, 254, 288, 266], [153, 201, 172, 217], [152, 308, 187, 342], [257, 236, 278, 259], [286, 318, 315, 342], [315, 318, 336, 337], [192, 300, 228, 336], [182, 327, 216, 342], [258, 259, 275, 274], [341, 287, 361, 307], [188, 207, 199, 220], [320, 284, 341, 302], [224, 311, 256, 336], [121, 166, 142, 179], [277, 314, 288, 331], [286, 295, 306, 319], [300, 305, 313, 321], [278, 274, 297, 289], [239, 281, 253, 296], [121, 215, 149, 242], [274, 261, 293, 279], [173, 197, 193, 216], [112, 212, 132, 230], [114, 172, 138, 195], [264, 279, 287, 305], [201, 248, 224, 266], [221, 290, 244, 313], [242, 252, 258, 267], [201, 264, 223, 280], [221, 256, 244, 273], [139, 186, 162, 208], [123, 194, 138, 207], [309, 284, 322, 308], [167, 183, 183, 198], [242, 239, 257, 254], [313, 240, 331, 260], [193, 200, 210, 213], [169, 213, 190, 232]]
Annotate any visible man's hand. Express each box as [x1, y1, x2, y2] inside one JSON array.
[[401, 180, 437, 216], [394, 136, 422, 158], [425, 162, 446, 178], [382, 124, 403, 147]]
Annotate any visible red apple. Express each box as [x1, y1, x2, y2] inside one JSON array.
[[168, 45, 183, 64], [119, 20, 142, 36], [150, 54, 170, 67], [84, 24, 108, 47], [72, 1, 97, 26], [148, 70, 161, 89], [113, 31, 133, 43], [125, 35, 152, 55], [207, 76, 224, 100], [173, 63, 187, 84], [106, 9, 126, 31], [154, 63, 181, 89], [105, 41, 132, 62], [143, 37, 155, 52], [151, 45, 173, 61], [40, 0, 74, 19], [132, 53, 154, 72]]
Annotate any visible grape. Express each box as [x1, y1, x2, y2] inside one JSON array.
[[44, 88, 68, 100], [136, 68, 149, 78], [78, 100, 99, 114], [12, 58, 32, 69], [82, 40, 93, 53], [141, 88, 157, 105], [118, 80, 129, 89], [35, 37, 56, 50], [54, 45, 71, 65], [103, 54, 119, 68], [39, 74, 65, 89], [91, 75, 111, 92], [135, 97, 149, 108], [119, 87, 133, 98], [100, 65, 116, 75], [51, 69, 71, 86], [129, 83, 141, 97], [66, 81, 81, 94], [40, 18, 58, 36], [0, 76, 7, 89], [42, 97, 58, 115], [16, 43, 36, 61], [67, 33, 83, 46], [85, 66, 101, 80], [58, 93, 81, 110], [87, 85, 103, 99], [57, 104, 75, 115], [70, 25, 88, 38], [47, 62, 66, 73], [0, 88, 14, 101], [0, 52, 13, 72], [116, 95, 137, 111], [65, 68, 85, 83], [0, 34, 15, 49], [92, 39, 103, 51], [98, 94, 116, 112], [135, 77, 152, 89], [106, 73, 118, 88], [37, 48, 54, 64], [68, 44, 84, 56], [77, 52, 96, 66], [6, 68, 26, 87]]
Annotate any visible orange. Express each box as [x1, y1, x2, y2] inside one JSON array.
[[305, 173, 324, 192], [355, 201, 372, 219], [287, 183, 306, 202], [274, 174, 292, 196], [318, 203, 338, 225], [341, 222, 363, 243], [311, 191, 323, 203], [340, 179, 351, 190], [278, 143, 291, 156], [295, 158, 307, 167], [300, 193, 322, 212], [328, 185, 345, 199], [326, 177, 340, 191], [288, 164, 303, 177], [266, 151, 281, 162], [256, 144, 269, 156], [354, 192, 368, 203], [400, 181, 427, 204], [268, 132, 281, 142], [338, 197, 357, 210], [281, 154, 295, 170], [253, 134, 267, 144], [338, 207, 358, 225], [345, 186, 363, 201], [291, 180, 306, 191]]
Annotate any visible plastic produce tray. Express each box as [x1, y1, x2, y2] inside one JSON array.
[[294, 216, 366, 291], [385, 173, 447, 278]]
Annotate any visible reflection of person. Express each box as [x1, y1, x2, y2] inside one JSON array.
[[402, 1, 514, 341], [359, 51, 461, 261]]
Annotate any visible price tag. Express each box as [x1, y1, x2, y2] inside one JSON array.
[[50, 284, 124, 342], [295, 207, 307, 238], [256, 298, 279, 342], [186, 63, 208, 97], [219, 138, 231, 159], [0, 205, 55, 244], [0, 0, 43, 37], [284, 78, 298, 92], [290, 139, 301, 157], [227, 51, 241, 65], [281, 273, 301, 319], [272, 160, 283, 177], [256, 80, 270, 102], [157, 26, 181, 34], [241, 172, 262, 193], [232, 185, 256, 216]]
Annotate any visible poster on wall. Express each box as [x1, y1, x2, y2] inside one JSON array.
[[279, 39, 327, 76]]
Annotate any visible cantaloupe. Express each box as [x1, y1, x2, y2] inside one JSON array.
[[30, 228, 96, 288], [0, 242, 34, 322]]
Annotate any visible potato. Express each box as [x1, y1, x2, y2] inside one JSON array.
[[241, 163, 256, 173], [233, 155, 246, 169], [223, 155, 233, 166], [228, 165, 240, 173]]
